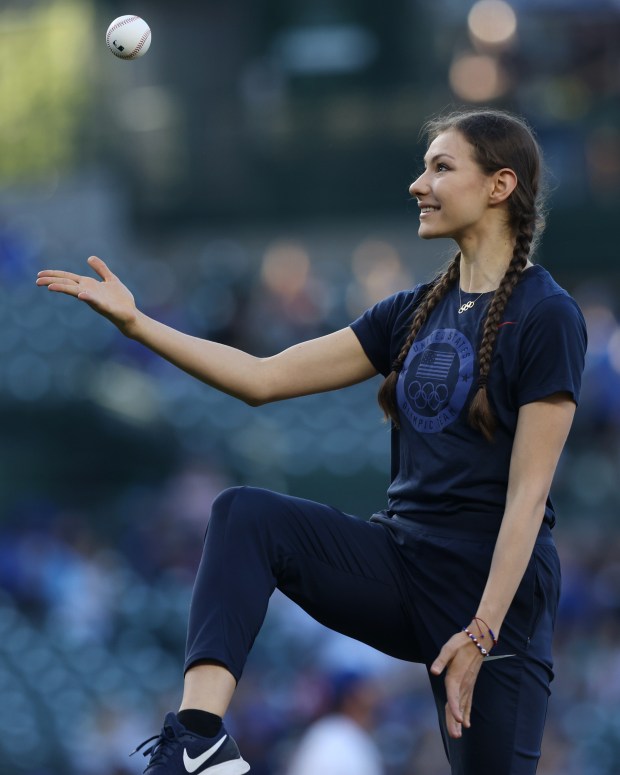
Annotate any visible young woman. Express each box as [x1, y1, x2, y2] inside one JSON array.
[[37, 108, 587, 775]]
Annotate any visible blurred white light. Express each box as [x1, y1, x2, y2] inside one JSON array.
[[116, 86, 177, 133], [449, 53, 510, 102], [468, 0, 517, 47], [88, 363, 159, 424]]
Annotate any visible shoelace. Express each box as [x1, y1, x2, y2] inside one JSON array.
[[131, 724, 178, 766]]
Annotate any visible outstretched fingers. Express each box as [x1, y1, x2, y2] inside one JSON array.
[[36, 257, 137, 331], [36, 274, 84, 298], [36, 256, 112, 299], [37, 270, 82, 285], [87, 255, 115, 281]]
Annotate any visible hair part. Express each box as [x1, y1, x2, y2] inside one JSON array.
[[378, 108, 546, 440]]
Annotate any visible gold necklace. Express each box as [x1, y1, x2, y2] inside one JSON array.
[[458, 286, 486, 314]]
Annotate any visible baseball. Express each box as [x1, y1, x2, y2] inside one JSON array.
[[106, 15, 151, 59]]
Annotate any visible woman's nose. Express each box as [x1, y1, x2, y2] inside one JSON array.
[[409, 172, 428, 198]]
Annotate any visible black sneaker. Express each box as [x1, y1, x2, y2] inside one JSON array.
[[132, 712, 250, 774]]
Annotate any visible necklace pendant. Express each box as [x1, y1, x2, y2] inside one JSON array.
[[458, 300, 475, 314]]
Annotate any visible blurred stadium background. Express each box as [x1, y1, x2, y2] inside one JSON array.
[[0, 0, 619, 773]]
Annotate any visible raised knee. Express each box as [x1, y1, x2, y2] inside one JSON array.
[[209, 486, 270, 530]]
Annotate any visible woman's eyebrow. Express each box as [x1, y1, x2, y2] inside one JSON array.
[[423, 152, 456, 166]]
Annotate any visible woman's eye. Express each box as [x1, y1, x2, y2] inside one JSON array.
[[437, 163, 449, 172]]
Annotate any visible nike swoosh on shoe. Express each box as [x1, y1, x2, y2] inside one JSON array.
[[183, 735, 227, 773]]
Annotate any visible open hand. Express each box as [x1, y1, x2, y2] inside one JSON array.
[[36, 256, 138, 334], [430, 630, 484, 738]]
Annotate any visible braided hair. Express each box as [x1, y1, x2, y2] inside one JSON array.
[[378, 109, 547, 440]]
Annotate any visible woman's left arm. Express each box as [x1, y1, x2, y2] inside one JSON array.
[[431, 393, 577, 738]]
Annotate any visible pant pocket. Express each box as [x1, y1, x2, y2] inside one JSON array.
[[525, 558, 545, 649]]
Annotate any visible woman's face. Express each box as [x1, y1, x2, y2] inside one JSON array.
[[409, 129, 498, 243]]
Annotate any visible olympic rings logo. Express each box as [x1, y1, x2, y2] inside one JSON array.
[[397, 329, 474, 433], [407, 380, 449, 412], [458, 300, 476, 313]]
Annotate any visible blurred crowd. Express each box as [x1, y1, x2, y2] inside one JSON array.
[[1, 174, 620, 774], [1, 1, 620, 773]]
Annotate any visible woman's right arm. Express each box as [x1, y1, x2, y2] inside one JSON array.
[[37, 256, 378, 406]]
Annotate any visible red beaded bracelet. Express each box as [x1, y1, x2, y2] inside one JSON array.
[[463, 627, 489, 657]]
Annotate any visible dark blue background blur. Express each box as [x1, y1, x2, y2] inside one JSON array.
[[1, 1, 619, 773]]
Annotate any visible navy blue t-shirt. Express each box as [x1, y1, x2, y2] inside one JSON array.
[[350, 265, 587, 529]]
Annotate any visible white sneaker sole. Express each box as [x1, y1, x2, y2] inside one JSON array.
[[201, 759, 250, 774]]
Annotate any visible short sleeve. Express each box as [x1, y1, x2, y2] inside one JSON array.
[[517, 294, 587, 406], [350, 288, 424, 377]]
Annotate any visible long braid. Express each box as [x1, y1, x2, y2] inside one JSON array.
[[468, 216, 535, 440], [378, 254, 461, 427], [378, 107, 545, 437]]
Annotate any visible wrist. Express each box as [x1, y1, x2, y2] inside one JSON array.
[[463, 616, 499, 656], [473, 610, 502, 640], [462, 626, 492, 657], [120, 308, 144, 339]]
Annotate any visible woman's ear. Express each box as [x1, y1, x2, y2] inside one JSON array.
[[489, 168, 518, 205]]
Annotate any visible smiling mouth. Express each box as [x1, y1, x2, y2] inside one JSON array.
[[420, 206, 440, 215]]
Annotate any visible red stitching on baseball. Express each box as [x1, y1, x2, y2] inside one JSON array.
[[107, 16, 150, 58], [106, 15, 138, 46], [134, 31, 151, 56], [123, 30, 151, 59]]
